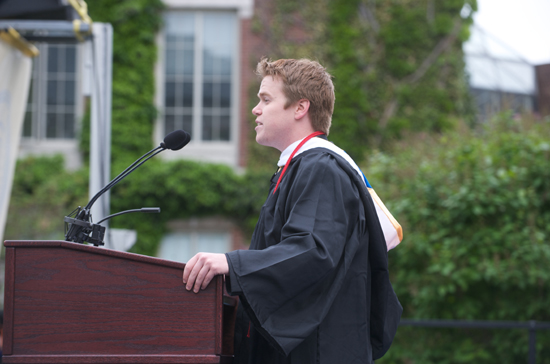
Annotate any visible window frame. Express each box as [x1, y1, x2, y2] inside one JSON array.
[[22, 42, 83, 141], [19, 42, 84, 170], [155, 9, 241, 167]]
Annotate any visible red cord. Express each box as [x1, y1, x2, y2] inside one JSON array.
[[273, 131, 325, 194]]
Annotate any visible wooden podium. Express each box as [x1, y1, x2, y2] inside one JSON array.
[[2, 240, 236, 363]]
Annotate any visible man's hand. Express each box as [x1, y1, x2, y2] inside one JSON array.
[[182, 253, 229, 293]]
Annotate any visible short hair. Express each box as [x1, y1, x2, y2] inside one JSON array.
[[256, 58, 335, 135]]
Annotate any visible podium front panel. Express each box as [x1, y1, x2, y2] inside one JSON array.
[[3, 241, 233, 363]]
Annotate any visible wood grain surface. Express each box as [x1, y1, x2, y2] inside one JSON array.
[[2, 241, 235, 364]]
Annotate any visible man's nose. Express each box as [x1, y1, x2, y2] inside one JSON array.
[[252, 104, 261, 116]]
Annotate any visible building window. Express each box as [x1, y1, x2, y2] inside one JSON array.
[[158, 232, 231, 263], [157, 217, 237, 263], [23, 43, 80, 140], [163, 11, 237, 142], [470, 88, 534, 121]]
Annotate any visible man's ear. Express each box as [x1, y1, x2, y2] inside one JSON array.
[[294, 99, 310, 120]]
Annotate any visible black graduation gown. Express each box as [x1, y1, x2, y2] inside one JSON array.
[[225, 147, 401, 364]]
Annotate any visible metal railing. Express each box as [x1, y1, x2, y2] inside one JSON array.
[[400, 319, 550, 364]]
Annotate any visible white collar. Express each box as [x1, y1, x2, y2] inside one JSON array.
[[277, 138, 305, 167], [276, 137, 367, 187]]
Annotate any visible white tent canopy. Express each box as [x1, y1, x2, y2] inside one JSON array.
[[464, 25, 536, 95], [0, 20, 114, 248]]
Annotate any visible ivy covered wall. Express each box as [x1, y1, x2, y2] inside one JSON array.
[[247, 0, 477, 164], [84, 0, 165, 172]]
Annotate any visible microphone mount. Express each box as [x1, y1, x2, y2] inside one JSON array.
[[64, 206, 161, 246]]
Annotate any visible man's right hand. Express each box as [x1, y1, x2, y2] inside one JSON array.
[[182, 253, 229, 293]]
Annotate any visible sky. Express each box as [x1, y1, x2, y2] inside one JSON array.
[[472, 0, 550, 65]]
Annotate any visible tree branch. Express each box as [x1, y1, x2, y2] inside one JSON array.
[[403, 16, 463, 85], [375, 17, 464, 146]]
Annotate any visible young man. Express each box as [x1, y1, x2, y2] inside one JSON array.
[[183, 58, 401, 364]]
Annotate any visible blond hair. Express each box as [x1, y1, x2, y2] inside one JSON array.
[[256, 58, 335, 135]]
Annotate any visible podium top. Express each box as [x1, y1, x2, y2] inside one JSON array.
[[4, 239, 185, 269]]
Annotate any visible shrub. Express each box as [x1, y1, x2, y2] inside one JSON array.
[[366, 114, 550, 363]]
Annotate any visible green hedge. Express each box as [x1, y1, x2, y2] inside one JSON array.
[[5, 155, 271, 255], [367, 114, 550, 363], [4, 155, 88, 241], [109, 160, 271, 256]]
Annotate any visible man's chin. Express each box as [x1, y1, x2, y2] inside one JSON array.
[[255, 134, 266, 146]]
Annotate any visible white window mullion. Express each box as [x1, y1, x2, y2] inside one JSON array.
[[193, 12, 203, 142], [37, 44, 48, 140], [75, 42, 84, 139], [231, 15, 240, 145], [56, 47, 64, 138]]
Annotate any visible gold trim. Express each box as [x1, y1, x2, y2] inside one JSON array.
[[68, 0, 93, 41], [0, 28, 39, 58], [68, 0, 92, 24], [368, 188, 404, 242], [73, 19, 84, 42]]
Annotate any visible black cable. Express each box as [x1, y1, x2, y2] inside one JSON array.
[[96, 208, 160, 225]]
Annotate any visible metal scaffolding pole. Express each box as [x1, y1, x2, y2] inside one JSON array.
[[88, 22, 112, 248]]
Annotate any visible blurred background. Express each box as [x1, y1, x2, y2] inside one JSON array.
[[0, 0, 549, 362]]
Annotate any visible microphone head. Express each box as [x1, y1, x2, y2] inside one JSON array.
[[161, 129, 191, 151]]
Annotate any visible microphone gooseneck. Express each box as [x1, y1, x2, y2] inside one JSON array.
[[64, 130, 191, 246]]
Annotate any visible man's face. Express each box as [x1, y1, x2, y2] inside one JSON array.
[[252, 76, 297, 151]]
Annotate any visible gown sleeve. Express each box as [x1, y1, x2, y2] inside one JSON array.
[[225, 152, 365, 356]]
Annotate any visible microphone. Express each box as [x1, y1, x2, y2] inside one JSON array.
[[161, 129, 191, 150], [64, 130, 191, 246]]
